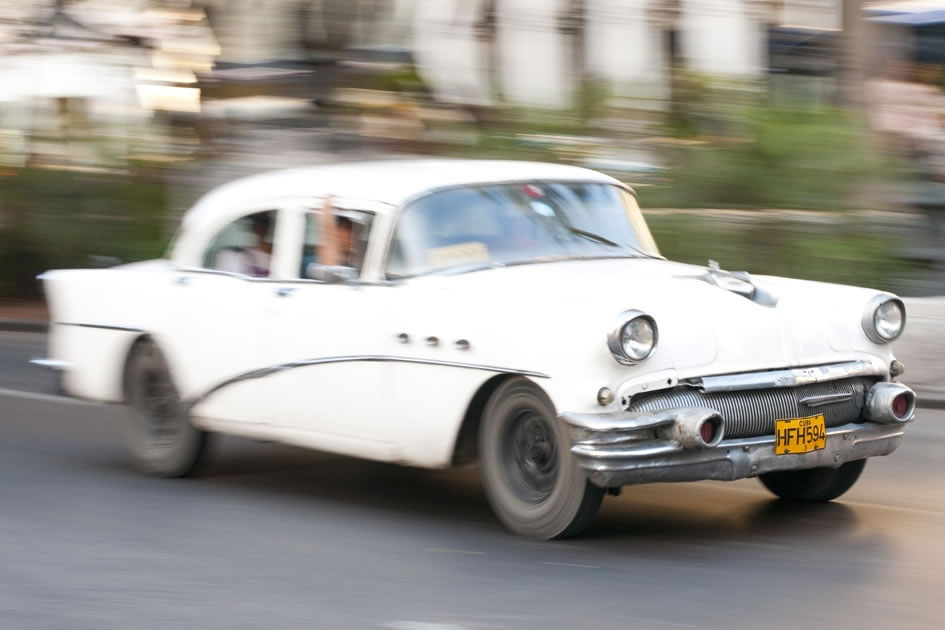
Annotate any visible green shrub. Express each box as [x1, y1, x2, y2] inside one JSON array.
[[647, 212, 910, 291], [0, 168, 167, 298], [640, 106, 887, 211]]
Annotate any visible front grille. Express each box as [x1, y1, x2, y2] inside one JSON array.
[[628, 377, 877, 439]]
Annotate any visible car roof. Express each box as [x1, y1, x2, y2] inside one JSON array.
[[181, 159, 625, 224]]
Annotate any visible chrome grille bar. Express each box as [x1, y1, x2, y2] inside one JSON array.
[[690, 360, 887, 393], [628, 377, 875, 439]]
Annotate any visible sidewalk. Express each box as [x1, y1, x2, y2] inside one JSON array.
[[0, 301, 48, 333], [1, 297, 942, 407], [896, 297, 945, 408]]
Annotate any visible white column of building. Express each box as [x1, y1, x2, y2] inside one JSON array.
[[679, 0, 764, 77], [585, 0, 668, 102], [781, 0, 841, 29], [495, 0, 571, 108], [202, 0, 301, 64], [412, 0, 493, 106]]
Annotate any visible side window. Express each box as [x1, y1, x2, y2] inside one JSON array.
[[299, 208, 373, 279], [202, 210, 277, 277]]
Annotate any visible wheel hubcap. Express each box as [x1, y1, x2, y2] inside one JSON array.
[[503, 409, 559, 503], [132, 351, 183, 446]]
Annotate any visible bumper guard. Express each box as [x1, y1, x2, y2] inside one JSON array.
[[561, 381, 915, 488]]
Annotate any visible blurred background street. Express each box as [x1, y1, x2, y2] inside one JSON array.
[[2, 0, 945, 627], [1, 0, 945, 299]]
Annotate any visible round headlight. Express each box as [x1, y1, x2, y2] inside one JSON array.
[[608, 310, 658, 365], [862, 295, 905, 344]]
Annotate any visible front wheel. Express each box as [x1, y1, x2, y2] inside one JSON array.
[[759, 459, 866, 503], [479, 378, 604, 539], [123, 339, 210, 477]]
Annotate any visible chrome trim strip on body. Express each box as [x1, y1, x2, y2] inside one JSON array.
[[29, 358, 71, 371], [690, 359, 888, 393], [56, 322, 145, 333], [190, 355, 550, 406]]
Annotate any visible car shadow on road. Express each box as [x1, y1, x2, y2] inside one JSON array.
[[179, 437, 889, 553], [590, 489, 865, 544], [57, 418, 892, 558]]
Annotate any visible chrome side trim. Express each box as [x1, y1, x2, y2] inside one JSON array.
[[29, 358, 71, 371], [190, 355, 550, 405], [691, 359, 888, 393], [56, 322, 145, 333]]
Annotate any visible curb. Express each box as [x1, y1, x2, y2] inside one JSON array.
[[917, 390, 945, 410], [0, 320, 48, 333], [919, 398, 945, 410]]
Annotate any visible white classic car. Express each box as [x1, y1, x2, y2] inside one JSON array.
[[36, 159, 916, 539]]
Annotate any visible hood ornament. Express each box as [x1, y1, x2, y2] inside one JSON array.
[[680, 261, 779, 307], [705, 260, 756, 298]]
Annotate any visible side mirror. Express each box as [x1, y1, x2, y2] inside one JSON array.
[[305, 263, 358, 284]]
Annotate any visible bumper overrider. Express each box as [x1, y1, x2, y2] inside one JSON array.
[[560, 376, 916, 489]]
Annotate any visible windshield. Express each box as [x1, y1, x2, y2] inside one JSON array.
[[385, 182, 660, 278]]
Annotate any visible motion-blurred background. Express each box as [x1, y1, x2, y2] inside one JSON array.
[[1, 0, 944, 301]]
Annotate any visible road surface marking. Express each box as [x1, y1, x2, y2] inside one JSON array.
[[382, 622, 471, 630], [541, 561, 600, 569], [425, 548, 484, 555], [0, 387, 97, 406]]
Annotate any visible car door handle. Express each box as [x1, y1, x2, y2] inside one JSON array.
[[276, 287, 296, 297]]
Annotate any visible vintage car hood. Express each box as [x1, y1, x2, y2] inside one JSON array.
[[407, 257, 890, 379]]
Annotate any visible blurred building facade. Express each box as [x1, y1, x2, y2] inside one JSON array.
[[2, 0, 943, 170], [0, 0, 218, 168], [189, 0, 844, 109]]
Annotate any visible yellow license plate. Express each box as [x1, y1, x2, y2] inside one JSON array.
[[774, 414, 826, 455]]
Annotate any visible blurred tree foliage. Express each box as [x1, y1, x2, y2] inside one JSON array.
[[0, 168, 167, 298], [647, 212, 913, 293], [642, 104, 887, 211]]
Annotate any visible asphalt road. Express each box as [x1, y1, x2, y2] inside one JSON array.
[[2, 332, 944, 629]]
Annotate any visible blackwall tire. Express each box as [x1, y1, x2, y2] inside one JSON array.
[[479, 377, 604, 539], [759, 459, 866, 503], [123, 339, 210, 478]]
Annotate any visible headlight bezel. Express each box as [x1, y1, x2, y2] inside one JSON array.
[[861, 295, 906, 344], [607, 310, 658, 365]]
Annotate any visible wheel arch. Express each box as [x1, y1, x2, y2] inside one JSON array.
[[451, 373, 550, 467], [120, 333, 156, 402]]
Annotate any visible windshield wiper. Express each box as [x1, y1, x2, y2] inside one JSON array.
[[564, 225, 620, 247], [564, 227, 664, 260]]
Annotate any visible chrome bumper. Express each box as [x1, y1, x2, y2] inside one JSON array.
[[561, 381, 916, 488]]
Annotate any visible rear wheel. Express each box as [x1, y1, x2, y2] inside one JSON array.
[[479, 377, 604, 539], [123, 339, 210, 477], [759, 459, 866, 502]]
